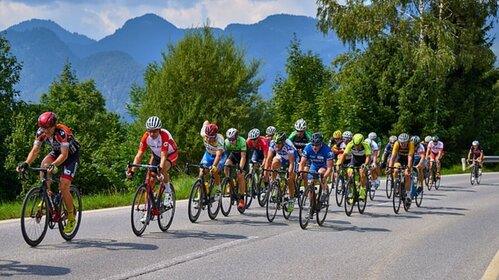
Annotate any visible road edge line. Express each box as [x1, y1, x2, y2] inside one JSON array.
[[481, 249, 499, 280]]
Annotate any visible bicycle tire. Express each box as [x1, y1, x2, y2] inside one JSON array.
[[237, 176, 248, 214], [282, 180, 291, 220], [393, 180, 401, 214], [157, 184, 175, 231], [316, 187, 329, 226], [470, 166, 475, 185], [358, 187, 367, 214], [435, 176, 441, 190], [58, 185, 82, 240], [335, 175, 344, 207], [266, 180, 280, 222], [257, 179, 267, 207], [131, 184, 149, 236], [386, 175, 393, 199], [207, 180, 221, 220], [299, 186, 312, 229], [368, 179, 376, 201], [21, 187, 49, 246], [476, 166, 481, 185], [295, 178, 303, 207], [188, 180, 203, 223], [344, 178, 355, 217], [415, 188, 423, 207], [220, 177, 233, 216], [245, 173, 254, 209]]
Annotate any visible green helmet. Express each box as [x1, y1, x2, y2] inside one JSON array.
[[352, 133, 364, 145], [273, 131, 287, 144]]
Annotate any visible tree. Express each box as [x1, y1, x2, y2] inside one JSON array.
[[137, 26, 265, 165], [0, 35, 22, 201]]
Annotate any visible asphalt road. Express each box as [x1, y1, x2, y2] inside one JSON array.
[[1, 173, 498, 280]]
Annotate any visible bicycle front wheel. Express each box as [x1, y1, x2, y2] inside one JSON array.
[[385, 175, 393, 199], [344, 179, 355, 217], [188, 180, 203, 223], [266, 180, 280, 222], [131, 184, 149, 236], [415, 188, 423, 207], [335, 175, 344, 207], [476, 167, 481, 185], [207, 181, 221, 220], [358, 187, 367, 214], [157, 184, 175, 231], [316, 187, 329, 226], [392, 181, 401, 214], [58, 185, 82, 240], [21, 187, 49, 247], [245, 173, 254, 209], [470, 168, 475, 185], [368, 180, 376, 201], [299, 187, 312, 229], [220, 177, 233, 216]]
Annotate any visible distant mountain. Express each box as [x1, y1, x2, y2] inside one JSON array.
[[2, 13, 498, 119]]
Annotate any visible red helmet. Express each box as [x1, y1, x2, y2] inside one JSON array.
[[205, 124, 218, 137], [38, 112, 57, 128]]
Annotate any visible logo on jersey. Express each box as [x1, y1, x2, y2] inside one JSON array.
[[163, 142, 168, 147]]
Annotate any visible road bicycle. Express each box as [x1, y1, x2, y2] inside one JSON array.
[[20, 167, 82, 246], [427, 159, 441, 190], [245, 161, 267, 208], [184, 163, 221, 223], [410, 168, 423, 207], [263, 168, 295, 222], [334, 164, 347, 207], [387, 166, 409, 214], [298, 171, 330, 229], [468, 157, 481, 185], [343, 165, 367, 216], [366, 167, 378, 201], [385, 168, 393, 199], [128, 163, 176, 236], [220, 164, 248, 215]]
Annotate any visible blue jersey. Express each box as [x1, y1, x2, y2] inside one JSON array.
[[302, 143, 333, 168]]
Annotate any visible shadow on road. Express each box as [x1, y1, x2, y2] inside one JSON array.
[[143, 229, 247, 241], [439, 186, 476, 193], [0, 259, 70, 277], [317, 223, 391, 233], [363, 211, 422, 219], [35, 238, 158, 251]]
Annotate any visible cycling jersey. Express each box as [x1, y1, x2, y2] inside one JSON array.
[[288, 130, 312, 151], [138, 129, 177, 157], [343, 141, 372, 157], [329, 138, 344, 158], [302, 143, 333, 169], [367, 140, 379, 161], [225, 136, 247, 153], [428, 141, 444, 154], [392, 141, 415, 158], [246, 136, 269, 155], [469, 145, 483, 159], [413, 143, 425, 165], [269, 139, 298, 168], [34, 124, 80, 154]]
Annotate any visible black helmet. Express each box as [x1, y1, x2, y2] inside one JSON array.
[[310, 132, 324, 146], [273, 131, 287, 144]]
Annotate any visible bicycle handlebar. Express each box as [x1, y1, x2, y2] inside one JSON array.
[[297, 170, 325, 179], [262, 168, 288, 175], [127, 161, 161, 172], [184, 163, 210, 173]]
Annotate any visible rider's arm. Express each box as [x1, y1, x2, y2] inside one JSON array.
[[52, 146, 69, 167], [298, 155, 307, 172], [239, 151, 247, 171], [288, 151, 295, 174], [131, 150, 145, 173], [25, 144, 41, 166], [324, 160, 333, 179], [213, 149, 223, 168]]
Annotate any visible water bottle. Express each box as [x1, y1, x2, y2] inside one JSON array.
[[53, 193, 61, 209]]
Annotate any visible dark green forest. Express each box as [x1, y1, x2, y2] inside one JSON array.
[[1, 1, 498, 202]]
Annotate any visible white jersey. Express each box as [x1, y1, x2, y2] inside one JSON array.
[[269, 139, 297, 160], [428, 141, 444, 154]]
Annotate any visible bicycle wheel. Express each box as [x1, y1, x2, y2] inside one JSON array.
[[257, 179, 267, 207], [335, 175, 344, 207], [392, 180, 401, 214], [207, 181, 221, 220], [299, 186, 312, 229], [188, 180, 203, 223], [344, 178, 355, 217], [316, 187, 329, 226], [244, 173, 254, 209], [435, 176, 441, 190], [237, 176, 248, 214], [295, 178, 303, 207], [415, 187, 423, 207], [385, 175, 393, 199], [266, 180, 280, 222], [470, 167, 475, 185], [476, 166, 481, 185], [157, 184, 175, 231], [58, 185, 82, 240], [220, 177, 233, 216], [282, 181, 291, 220], [21, 187, 49, 246], [358, 186, 367, 214], [368, 179, 376, 201], [131, 184, 149, 236]]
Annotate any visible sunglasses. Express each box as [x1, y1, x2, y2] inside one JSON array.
[[147, 129, 159, 133]]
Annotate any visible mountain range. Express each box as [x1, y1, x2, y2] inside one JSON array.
[[2, 13, 498, 119]]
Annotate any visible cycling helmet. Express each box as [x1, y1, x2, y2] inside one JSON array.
[[294, 119, 307, 131], [273, 131, 287, 144], [398, 133, 409, 143], [472, 140, 479, 146], [310, 132, 324, 146], [431, 135, 439, 142], [226, 128, 238, 140], [342, 131, 353, 140], [145, 116, 162, 130], [266, 126, 276, 136], [248, 128, 260, 140], [389, 135, 397, 144], [352, 133, 364, 145], [38, 112, 57, 128], [204, 123, 218, 137], [424, 135, 432, 143], [410, 135, 420, 145], [368, 132, 377, 140], [333, 130, 342, 139], [365, 138, 372, 146]]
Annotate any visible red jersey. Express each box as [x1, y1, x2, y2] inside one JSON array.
[[139, 129, 177, 157], [246, 136, 269, 155]]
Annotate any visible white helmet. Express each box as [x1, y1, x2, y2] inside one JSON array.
[[294, 119, 307, 131], [389, 135, 397, 144], [424, 136, 432, 143], [472, 140, 479, 146], [266, 126, 276, 136], [368, 132, 377, 140], [146, 116, 162, 130], [398, 133, 410, 143], [226, 128, 238, 140], [342, 131, 353, 140], [248, 128, 260, 140]]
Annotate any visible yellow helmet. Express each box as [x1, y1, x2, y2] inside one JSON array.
[[333, 130, 342, 138]]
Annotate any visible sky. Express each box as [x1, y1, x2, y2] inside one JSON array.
[[0, 0, 319, 40]]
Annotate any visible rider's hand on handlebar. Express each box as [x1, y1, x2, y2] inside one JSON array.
[[47, 164, 58, 174], [209, 165, 218, 173], [17, 162, 29, 173], [126, 169, 134, 179]]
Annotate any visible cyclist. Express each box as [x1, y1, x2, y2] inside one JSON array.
[[467, 140, 484, 174], [426, 135, 444, 180], [224, 128, 248, 209], [368, 132, 382, 154], [410, 136, 425, 195], [127, 116, 177, 207], [365, 138, 380, 189], [199, 120, 226, 188], [299, 132, 334, 203], [16, 112, 80, 233], [288, 119, 312, 157], [381, 136, 397, 168], [247, 128, 269, 185], [423, 136, 432, 151], [266, 131, 298, 212], [387, 133, 414, 207], [264, 126, 276, 144], [337, 133, 371, 202], [328, 130, 343, 162]]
